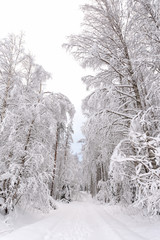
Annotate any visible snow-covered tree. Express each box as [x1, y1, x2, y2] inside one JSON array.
[[64, 0, 160, 214], [110, 107, 160, 214], [64, 0, 143, 196], [0, 34, 75, 214], [0, 33, 25, 123], [108, 0, 160, 213], [49, 94, 75, 199]]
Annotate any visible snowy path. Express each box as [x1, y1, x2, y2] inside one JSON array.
[[0, 201, 152, 240]]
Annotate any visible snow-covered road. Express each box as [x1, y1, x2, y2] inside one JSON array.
[[0, 200, 153, 240]]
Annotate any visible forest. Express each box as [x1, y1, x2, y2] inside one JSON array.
[[64, 0, 160, 216], [0, 0, 160, 219], [0, 33, 82, 215]]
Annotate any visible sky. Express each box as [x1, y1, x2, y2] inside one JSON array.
[[0, 0, 89, 156]]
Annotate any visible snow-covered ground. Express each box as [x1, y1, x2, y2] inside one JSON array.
[[0, 193, 160, 240]]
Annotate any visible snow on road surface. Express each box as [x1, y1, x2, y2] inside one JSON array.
[[0, 198, 159, 240]]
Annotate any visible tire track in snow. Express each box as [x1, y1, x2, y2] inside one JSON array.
[[43, 202, 121, 240], [43, 203, 91, 240], [96, 205, 149, 240]]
